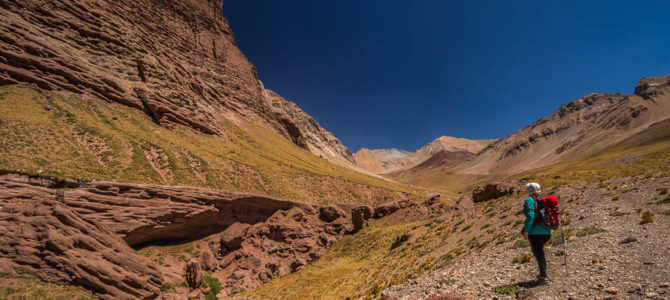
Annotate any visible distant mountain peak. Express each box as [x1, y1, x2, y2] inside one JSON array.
[[354, 136, 497, 174]]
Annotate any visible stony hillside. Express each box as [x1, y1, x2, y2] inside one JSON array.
[[236, 142, 670, 299], [383, 175, 670, 300], [354, 136, 495, 174], [0, 0, 353, 165], [460, 75, 670, 174]]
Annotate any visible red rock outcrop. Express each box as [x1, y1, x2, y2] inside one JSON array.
[[0, 0, 354, 164], [0, 172, 448, 297], [212, 206, 353, 297], [0, 178, 165, 299], [471, 182, 520, 203]]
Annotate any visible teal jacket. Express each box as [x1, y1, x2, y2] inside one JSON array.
[[522, 196, 552, 236]]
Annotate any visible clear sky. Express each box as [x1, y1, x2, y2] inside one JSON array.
[[223, 1, 670, 152]]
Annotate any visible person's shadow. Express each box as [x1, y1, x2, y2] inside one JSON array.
[[514, 280, 544, 289]]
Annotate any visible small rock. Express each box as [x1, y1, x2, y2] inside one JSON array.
[[660, 283, 669, 288], [620, 237, 638, 244], [516, 289, 537, 300], [604, 287, 618, 295], [645, 292, 658, 298]]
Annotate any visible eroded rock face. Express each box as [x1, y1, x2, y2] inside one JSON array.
[[60, 180, 313, 247], [472, 182, 520, 203], [0, 173, 446, 298], [0, 180, 164, 300], [0, 0, 354, 164], [212, 207, 353, 296]]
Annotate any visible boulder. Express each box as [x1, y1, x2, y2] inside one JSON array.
[[472, 182, 520, 202], [184, 261, 204, 288], [352, 205, 374, 232], [199, 248, 217, 271], [319, 205, 347, 222], [374, 199, 414, 218], [221, 222, 251, 250]]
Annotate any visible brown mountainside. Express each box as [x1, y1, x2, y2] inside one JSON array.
[[354, 136, 496, 174], [460, 75, 670, 174], [0, 0, 353, 165]]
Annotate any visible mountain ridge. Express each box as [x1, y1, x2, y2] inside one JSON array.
[[354, 136, 496, 174], [0, 0, 354, 165], [460, 75, 670, 174]]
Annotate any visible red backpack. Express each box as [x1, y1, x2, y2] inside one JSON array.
[[533, 195, 561, 230]]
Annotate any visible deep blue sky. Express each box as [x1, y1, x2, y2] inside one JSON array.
[[223, 1, 670, 152]]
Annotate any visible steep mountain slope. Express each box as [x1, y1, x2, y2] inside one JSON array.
[[0, 85, 424, 204], [0, 0, 353, 165], [354, 136, 496, 174], [461, 75, 670, 174]]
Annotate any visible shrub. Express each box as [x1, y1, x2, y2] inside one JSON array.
[[576, 226, 604, 237], [160, 283, 176, 293], [656, 197, 670, 204], [509, 239, 529, 249], [658, 188, 668, 195], [611, 195, 620, 201], [662, 210, 670, 216], [609, 211, 630, 217], [512, 254, 531, 264], [493, 284, 521, 295], [203, 275, 222, 300], [638, 211, 654, 225], [438, 278, 456, 285]]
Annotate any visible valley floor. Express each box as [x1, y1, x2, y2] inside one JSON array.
[[383, 175, 670, 300]]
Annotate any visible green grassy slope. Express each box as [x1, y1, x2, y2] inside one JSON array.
[[0, 85, 430, 205]]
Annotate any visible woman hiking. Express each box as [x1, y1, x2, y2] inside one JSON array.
[[522, 182, 552, 283]]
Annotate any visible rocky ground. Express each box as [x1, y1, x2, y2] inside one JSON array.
[[383, 175, 670, 300]]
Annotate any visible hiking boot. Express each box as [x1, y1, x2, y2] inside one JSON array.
[[536, 275, 551, 284]]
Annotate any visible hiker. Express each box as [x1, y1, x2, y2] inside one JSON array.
[[522, 182, 552, 283]]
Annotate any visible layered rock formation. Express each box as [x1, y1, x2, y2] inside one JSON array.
[[0, 176, 165, 299], [354, 136, 496, 174], [461, 75, 670, 174], [0, 172, 446, 297], [0, 0, 353, 164]]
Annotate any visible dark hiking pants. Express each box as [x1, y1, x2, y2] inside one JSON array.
[[529, 234, 551, 277]]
